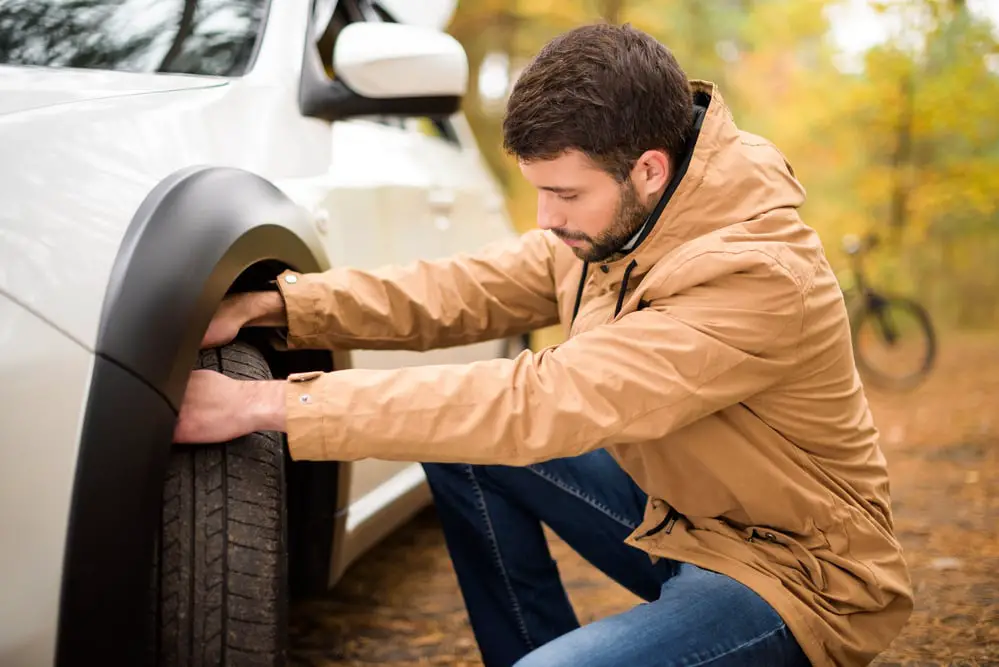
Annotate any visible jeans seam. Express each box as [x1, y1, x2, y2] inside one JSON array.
[[464, 464, 536, 652], [682, 622, 787, 667], [526, 465, 639, 531]]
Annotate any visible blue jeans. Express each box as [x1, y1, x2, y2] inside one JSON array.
[[422, 451, 811, 667]]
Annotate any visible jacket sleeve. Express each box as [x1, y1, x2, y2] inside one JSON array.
[[283, 259, 806, 464], [275, 229, 560, 352]]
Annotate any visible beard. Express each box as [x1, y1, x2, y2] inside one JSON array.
[[552, 180, 653, 262]]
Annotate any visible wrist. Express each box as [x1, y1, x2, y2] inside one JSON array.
[[246, 380, 287, 434], [245, 291, 287, 328]]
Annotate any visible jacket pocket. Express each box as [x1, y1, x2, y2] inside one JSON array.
[[815, 508, 911, 614], [748, 524, 828, 591]]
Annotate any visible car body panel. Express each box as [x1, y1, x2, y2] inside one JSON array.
[[0, 293, 93, 666], [0, 65, 225, 116], [0, 2, 511, 353]]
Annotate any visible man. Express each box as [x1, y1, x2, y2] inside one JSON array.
[[175, 24, 913, 667]]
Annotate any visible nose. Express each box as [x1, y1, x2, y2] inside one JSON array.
[[536, 193, 565, 231]]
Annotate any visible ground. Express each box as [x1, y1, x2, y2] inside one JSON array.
[[288, 331, 999, 666]]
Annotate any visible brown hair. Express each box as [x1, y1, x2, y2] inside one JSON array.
[[502, 23, 694, 182]]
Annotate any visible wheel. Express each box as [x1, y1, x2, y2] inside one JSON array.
[[149, 341, 288, 666], [851, 294, 936, 391]]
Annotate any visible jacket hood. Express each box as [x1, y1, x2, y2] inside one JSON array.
[[570, 80, 808, 325], [603, 80, 807, 275]]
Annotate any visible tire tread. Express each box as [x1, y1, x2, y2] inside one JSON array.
[[151, 341, 287, 666]]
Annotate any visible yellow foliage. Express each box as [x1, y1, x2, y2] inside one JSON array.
[[448, 0, 999, 327]]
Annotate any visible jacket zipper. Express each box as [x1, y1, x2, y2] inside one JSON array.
[[638, 506, 680, 539]]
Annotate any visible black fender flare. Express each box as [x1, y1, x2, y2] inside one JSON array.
[[98, 164, 329, 408], [57, 166, 329, 666]]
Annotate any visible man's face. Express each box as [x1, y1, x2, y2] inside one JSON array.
[[519, 150, 667, 262]]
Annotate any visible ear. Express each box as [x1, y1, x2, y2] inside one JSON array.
[[630, 150, 671, 200]]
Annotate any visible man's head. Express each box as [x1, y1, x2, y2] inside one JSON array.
[[503, 24, 693, 261]]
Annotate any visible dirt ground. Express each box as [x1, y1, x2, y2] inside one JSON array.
[[288, 331, 999, 667]]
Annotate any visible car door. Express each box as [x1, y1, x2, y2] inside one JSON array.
[[320, 116, 521, 573], [298, 0, 522, 581]]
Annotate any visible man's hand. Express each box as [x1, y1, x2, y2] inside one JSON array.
[[202, 291, 288, 349], [173, 370, 287, 444]]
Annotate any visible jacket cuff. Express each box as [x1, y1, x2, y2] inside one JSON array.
[[285, 371, 333, 460], [275, 269, 328, 349]]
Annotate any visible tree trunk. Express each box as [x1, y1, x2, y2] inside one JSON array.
[[599, 0, 624, 24], [888, 74, 914, 233], [159, 0, 198, 71]]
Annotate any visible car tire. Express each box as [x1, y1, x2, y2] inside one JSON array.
[[149, 341, 288, 666]]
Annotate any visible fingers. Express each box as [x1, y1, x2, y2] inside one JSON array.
[[200, 295, 244, 349], [173, 370, 263, 444], [173, 370, 228, 444], [199, 291, 283, 350], [200, 323, 236, 349]]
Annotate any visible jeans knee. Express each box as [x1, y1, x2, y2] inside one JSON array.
[[512, 642, 577, 667], [512, 649, 544, 667]]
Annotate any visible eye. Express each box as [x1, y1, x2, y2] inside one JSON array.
[[557, 193, 578, 202]]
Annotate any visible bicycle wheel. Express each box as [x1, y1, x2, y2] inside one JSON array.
[[851, 293, 936, 391]]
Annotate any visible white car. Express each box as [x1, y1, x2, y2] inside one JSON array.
[[0, 1, 522, 665]]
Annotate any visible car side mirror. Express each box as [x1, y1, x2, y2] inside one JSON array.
[[299, 22, 468, 122]]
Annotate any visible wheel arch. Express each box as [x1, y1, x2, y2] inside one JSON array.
[[57, 166, 344, 665]]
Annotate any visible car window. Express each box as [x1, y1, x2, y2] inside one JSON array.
[[0, 0, 270, 77]]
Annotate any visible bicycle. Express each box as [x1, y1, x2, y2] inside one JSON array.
[[839, 233, 937, 391]]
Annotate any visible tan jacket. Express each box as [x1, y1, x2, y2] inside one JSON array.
[[275, 81, 913, 666]]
